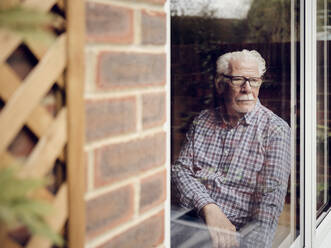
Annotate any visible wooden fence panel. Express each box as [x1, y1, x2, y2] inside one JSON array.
[[0, 0, 85, 247], [66, 0, 86, 246]]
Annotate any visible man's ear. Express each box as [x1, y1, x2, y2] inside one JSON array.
[[215, 77, 225, 95]]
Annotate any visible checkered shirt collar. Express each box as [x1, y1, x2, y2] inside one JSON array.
[[217, 99, 261, 126]]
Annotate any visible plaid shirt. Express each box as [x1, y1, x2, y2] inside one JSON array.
[[172, 100, 291, 248]]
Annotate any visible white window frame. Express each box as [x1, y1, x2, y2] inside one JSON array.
[[304, 0, 318, 246], [291, 0, 331, 247]]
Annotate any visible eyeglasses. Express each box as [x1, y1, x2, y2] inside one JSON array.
[[221, 74, 263, 88]]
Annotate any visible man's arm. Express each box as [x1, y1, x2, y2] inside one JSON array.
[[172, 115, 238, 247], [243, 124, 291, 248], [200, 203, 239, 248], [171, 117, 217, 212]]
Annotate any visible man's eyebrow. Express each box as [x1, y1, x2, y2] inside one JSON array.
[[233, 75, 262, 79]]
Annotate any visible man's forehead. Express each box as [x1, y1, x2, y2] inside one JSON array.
[[229, 58, 259, 73], [229, 58, 258, 68]]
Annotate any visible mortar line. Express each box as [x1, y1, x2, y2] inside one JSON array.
[[84, 87, 166, 98], [134, 9, 142, 45], [84, 165, 166, 200], [84, 126, 166, 150]]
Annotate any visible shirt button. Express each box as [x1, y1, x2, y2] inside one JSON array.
[[224, 149, 229, 155], [206, 184, 212, 189]]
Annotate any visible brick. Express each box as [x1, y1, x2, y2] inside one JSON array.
[[142, 92, 166, 129], [86, 2, 134, 43], [85, 97, 136, 143], [97, 52, 166, 89], [86, 185, 134, 238], [141, 10, 166, 45], [94, 132, 166, 187], [139, 170, 166, 213], [97, 210, 164, 248]]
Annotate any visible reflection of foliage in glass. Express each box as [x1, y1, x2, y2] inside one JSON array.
[[245, 0, 294, 43], [316, 0, 331, 213], [317, 0, 331, 35], [171, 0, 300, 43], [317, 124, 331, 143], [316, 125, 331, 210], [171, 1, 221, 131], [170, 0, 217, 17]]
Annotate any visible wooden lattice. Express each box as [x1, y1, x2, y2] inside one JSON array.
[[0, 0, 85, 247]]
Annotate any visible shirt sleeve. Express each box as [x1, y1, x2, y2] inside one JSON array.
[[171, 116, 217, 213], [242, 123, 291, 248]]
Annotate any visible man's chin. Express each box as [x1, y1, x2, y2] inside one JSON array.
[[235, 101, 256, 113]]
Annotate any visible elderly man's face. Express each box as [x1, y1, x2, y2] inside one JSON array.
[[223, 59, 261, 116]]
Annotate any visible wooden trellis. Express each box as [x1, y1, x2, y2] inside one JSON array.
[[0, 0, 85, 247]]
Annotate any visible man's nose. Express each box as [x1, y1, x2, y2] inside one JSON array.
[[241, 80, 252, 92]]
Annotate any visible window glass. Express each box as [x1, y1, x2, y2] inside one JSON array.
[[171, 0, 301, 247], [316, 0, 331, 222]]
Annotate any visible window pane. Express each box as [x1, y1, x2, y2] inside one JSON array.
[[316, 0, 331, 222], [171, 0, 301, 246]]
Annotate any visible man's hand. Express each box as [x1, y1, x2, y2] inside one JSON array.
[[200, 204, 239, 248]]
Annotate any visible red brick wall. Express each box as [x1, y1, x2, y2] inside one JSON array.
[[84, 1, 167, 247]]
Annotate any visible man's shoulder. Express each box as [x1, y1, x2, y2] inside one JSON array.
[[190, 108, 221, 135], [258, 104, 290, 135], [193, 108, 218, 125]]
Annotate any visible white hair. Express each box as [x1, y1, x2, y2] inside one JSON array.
[[216, 49, 266, 77]]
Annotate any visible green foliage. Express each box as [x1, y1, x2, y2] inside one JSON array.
[[317, 124, 331, 144], [0, 166, 64, 246], [0, 7, 54, 30], [246, 0, 293, 43], [317, 0, 331, 34], [0, 5, 62, 44]]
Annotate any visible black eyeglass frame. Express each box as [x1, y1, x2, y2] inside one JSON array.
[[220, 74, 263, 88]]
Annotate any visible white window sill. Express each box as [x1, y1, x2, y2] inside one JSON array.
[[317, 210, 331, 248]]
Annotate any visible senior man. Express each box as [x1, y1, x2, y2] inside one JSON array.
[[172, 49, 291, 248]]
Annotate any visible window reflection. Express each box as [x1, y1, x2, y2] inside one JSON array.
[[316, 0, 331, 222], [171, 0, 301, 247]]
